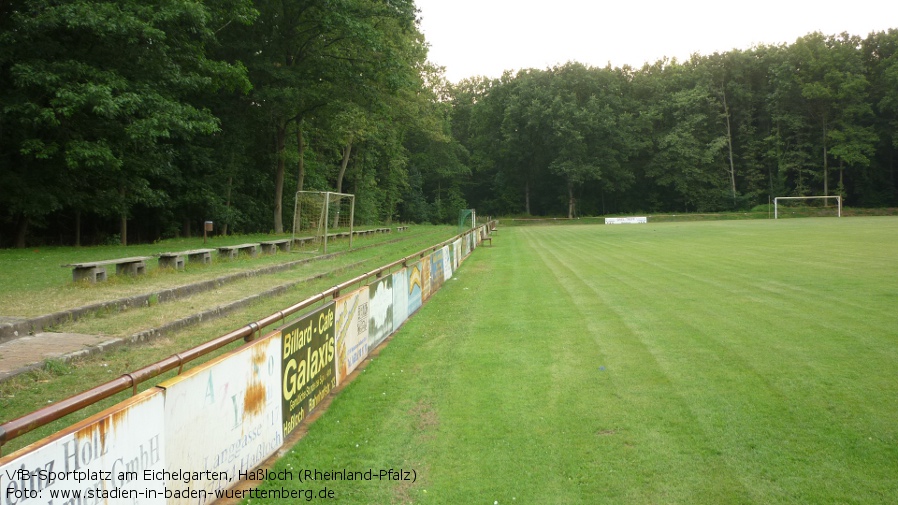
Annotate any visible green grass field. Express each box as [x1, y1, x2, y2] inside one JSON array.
[[250, 217, 898, 504]]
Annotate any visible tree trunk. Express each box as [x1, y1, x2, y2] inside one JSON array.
[[567, 180, 575, 219], [182, 218, 191, 238], [273, 121, 287, 234], [722, 90, 736, 205], [890, 146, 895, 188], [119, 186, 127, 246], [889, 147, 898, 201], [822, 122, 829, 202], [75, 210, 81, 247], [295, 122, 306, 193], [222, 175, 232, 236], [839, 159, 844, 196], [525, 180, 531, 215], [14, 213, 27, 248], [336, 141, 352, 194], [120, 214, 128, 246], [772, 121, 780, 195], [333, 141, 352, 228]]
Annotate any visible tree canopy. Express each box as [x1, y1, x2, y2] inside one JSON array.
[[454, 31, 898, 217], [1, 4, 897, 248]]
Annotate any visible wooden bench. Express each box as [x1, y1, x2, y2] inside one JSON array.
[[293, 236, 316, 247], [482, 236, 492, 246], [64, 256, 153, 282], [260, 239, 291, 254], [157, 248, 214, 269], [217, 243, 259, 260]]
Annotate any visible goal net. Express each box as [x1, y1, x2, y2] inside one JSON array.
[[292, 191, 355, 253], [458, 209, 476, 233], [773, 196, 842, 219]]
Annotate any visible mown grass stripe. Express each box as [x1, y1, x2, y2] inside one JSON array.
[[522, 226, 757, 503], [517, 220, 898, 504], [249, 218, 897, 504]]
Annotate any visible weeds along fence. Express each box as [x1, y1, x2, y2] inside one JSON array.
[[0, 223, 495, 504]]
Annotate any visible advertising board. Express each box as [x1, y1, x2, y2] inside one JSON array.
[[391, 268, 409, 333], [281, 303, 337, 439], [334, 288, 369, 386], [0, 389, 166, 505], [160, 333, 282, 505], [367, 276, 393, 349]]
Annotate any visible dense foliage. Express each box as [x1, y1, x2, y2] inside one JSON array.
[[453, 31, 898, 217], [1, 1, 896, 246], [1, 0, 461, 247]]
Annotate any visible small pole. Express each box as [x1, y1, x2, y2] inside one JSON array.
[[349, 195, 355, 251], [323, 192, 330, 254]]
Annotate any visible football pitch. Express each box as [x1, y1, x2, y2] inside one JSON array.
[[248, 217, 898, 504]]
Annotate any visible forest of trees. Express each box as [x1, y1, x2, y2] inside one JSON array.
[[2, 1, 897, 247], [454, 31, 898, 218]]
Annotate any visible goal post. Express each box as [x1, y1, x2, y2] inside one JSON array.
[[292, 191, 355, 253], [773, 196, 841, 219]]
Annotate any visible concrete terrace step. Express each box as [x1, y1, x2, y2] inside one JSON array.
[[0, 332, 117, 382], [0, 233, 411, 382], [0, 248, 358, 344], [0, 258, 368, 383]]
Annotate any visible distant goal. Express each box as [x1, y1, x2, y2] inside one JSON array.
[[292, 191, 355, 253], [774, 196, 841, 219]]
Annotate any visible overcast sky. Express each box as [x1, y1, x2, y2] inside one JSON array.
[[414, 0, 898, 82]]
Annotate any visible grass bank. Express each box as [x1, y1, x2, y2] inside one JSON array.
[[0, 226, 455, 454]]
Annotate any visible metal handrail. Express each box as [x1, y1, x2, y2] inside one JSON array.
[[0, 226, 489, 451]]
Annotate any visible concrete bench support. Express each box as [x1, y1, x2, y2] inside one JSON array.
[[65, 256, 152, 283], [73, 266, 108, 283], [217, 244, 259, 260], [158, 255, 185, 269], [187, 250, 212, 264], [116, 261, 147, 276], [260, 240, 291, 254], [158, 249, 214, 269]]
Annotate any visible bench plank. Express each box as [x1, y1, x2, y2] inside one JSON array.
[[157, 248, 215, 269], [260, 239, 291, 254], [63, 256, 152, 283], [217, 243, 259, 260]]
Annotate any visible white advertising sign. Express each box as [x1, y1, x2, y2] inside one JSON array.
[[604, 216, 648, 224], [159, 333, 282, 505], [441, 245, 453, 281], [0, 389, 166, 505], [368, 276, 393, 349], [391, 269, 409, 333], [335, 287, 370, 385]]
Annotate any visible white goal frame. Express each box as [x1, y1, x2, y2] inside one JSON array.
[[774, 196, 841, 219], [292, 191, 355, 253]]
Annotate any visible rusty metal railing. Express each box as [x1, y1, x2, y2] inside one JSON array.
[[0, 224, 493, 453]]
